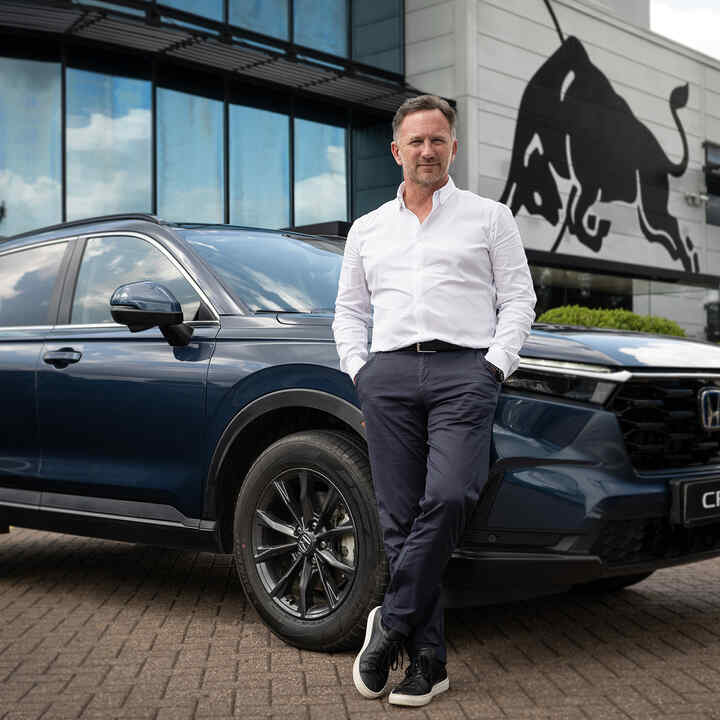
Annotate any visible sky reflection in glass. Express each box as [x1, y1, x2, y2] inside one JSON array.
[[0, 57, 61, 236], [294, 0, 347, 56], [230, 104, 289, 229], [295, 119, 346, 226], [66, 68, 151, 219], [157, 88, 224, 223], [0, 243, 67, 326], [183, 229, 343, 312], [230, 0, 288, 39]]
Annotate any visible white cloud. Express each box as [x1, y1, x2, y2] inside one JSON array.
[[651, 1, 720, 61], [294, 144, 347, 226], [0, 169, 61, 236], [66, 108, 151, 218], [294, 171, 347, 226], [67, 108, 151, 152]]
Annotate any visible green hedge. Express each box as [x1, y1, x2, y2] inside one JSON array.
[[536, 305, 686, 337]]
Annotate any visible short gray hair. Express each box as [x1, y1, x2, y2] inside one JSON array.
[[392, 95, 456, 141]]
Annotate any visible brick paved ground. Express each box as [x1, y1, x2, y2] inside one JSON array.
[[3, 528, 720, 720]]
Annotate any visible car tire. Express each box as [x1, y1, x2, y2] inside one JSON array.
[[573, 571, 654, 594], [233, 429, 387, 652]]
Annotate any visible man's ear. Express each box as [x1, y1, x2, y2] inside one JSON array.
[[451, 137, 458, 163], [391, 140, 403, 167]]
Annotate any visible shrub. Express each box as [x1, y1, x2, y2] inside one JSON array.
[[536, 305, 686, 337]]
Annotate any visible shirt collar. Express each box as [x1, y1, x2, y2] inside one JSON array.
[[396, 175, 456, 210]]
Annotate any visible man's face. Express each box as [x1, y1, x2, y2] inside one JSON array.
[[391, 109, 457, 188]]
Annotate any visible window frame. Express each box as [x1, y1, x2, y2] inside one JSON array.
[[0, 239, 73, 330], [56, 231, 220, 328]]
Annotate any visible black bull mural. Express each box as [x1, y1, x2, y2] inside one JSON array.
[[500, 25, 698, 274]]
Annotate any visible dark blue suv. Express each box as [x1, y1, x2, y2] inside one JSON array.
[[3, 214, 720, 652]]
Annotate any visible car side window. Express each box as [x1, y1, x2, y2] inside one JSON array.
[[71, 235, 203, 325], [0, 242, 67, 327]]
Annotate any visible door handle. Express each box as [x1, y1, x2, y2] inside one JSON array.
[[43, 348, 82, 368]]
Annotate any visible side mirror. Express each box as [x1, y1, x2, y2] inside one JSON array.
[[110, 281, 194, 347]]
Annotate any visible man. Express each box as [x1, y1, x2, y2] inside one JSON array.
[[332, 95, 536, 707]]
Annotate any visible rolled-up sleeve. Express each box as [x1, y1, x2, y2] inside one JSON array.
[[332, 222, 371, 381], [484, 203, 536, 379]]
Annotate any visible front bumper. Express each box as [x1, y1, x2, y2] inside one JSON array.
[[442, 538, 720, 608]]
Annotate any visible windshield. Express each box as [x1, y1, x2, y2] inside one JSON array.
[[179, 228, 344, 312]]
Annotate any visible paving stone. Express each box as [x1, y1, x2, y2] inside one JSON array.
[[5, 529, 720, 719]]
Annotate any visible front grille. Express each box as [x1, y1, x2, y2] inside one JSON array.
[[608, 377, 720, 471], [594, 517, 720, 565]]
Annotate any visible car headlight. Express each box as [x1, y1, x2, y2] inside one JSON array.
[[505, 358, 631, 405]]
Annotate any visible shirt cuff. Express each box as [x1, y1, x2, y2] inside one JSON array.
[[484, 347, 511, 381], [347, 356, 366, 383]]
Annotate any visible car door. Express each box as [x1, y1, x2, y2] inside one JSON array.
[[0, 238, 71, 508], [36, 232, 219, 522]]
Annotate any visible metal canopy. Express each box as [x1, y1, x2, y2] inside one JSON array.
[[0, 0, 423, 114]]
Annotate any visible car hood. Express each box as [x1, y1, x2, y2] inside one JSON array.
[[524, 326, 720, 368], [276, 314, 720, 369]]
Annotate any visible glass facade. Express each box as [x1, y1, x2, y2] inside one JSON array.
[[352, 0, 403, 74], [0, 57, 61, 236], [157, 87, 224, 223], [0, 2, 403, 236], [295, 119, 347, 226], [159, 0, 223, 22], [229, 104, 289, 228], [66, 67, 151, 220], [229, 0, 288, 40], [294, 0, 347, 57]]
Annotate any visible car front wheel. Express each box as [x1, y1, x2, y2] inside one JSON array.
[[233, 430, 386, 651]]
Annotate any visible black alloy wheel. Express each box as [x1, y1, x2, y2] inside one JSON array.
[[233, 430, 387, 651], [252, 466, 357, 620]]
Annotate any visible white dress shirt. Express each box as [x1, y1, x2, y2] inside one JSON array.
[[332, 176, 536, 382]]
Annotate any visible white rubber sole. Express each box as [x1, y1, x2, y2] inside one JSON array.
[[352, 606, 387, 699], [388, 677, 450, 707]]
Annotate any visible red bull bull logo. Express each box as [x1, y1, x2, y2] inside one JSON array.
[[500, 0, 698, 273]]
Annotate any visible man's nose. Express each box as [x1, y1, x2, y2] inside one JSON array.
[[421, 140, 435, 156]]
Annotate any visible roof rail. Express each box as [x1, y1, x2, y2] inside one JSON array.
[[3, 214, 164, 242]]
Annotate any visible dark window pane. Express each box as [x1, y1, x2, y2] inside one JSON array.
[[708, 195, 720, 227], [0, 57, 61, 236], [182, 229, 343, 312], [72, 236, 201, 324], [159, 0, 222, 21], [157, 88, 224, 223], [352, 0, 402, 73], [230, 104, 289, 228], [294, 119, 347, 225], [352, 121, 399, 218], [229, 0, 288, 39], [294, 0, 347, 57], [66, 68, 151, 219], [0, 243, 66, 327]]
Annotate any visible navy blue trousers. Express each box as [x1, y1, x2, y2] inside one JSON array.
[[355, 347, 500, 663]]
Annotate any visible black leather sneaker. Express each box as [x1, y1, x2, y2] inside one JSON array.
[[388, 647, 449, 707], [352, 606, 405, 698]]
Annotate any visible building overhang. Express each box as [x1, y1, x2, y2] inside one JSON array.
[[0, 0, 423, 114]]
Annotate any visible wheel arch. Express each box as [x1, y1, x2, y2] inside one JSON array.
[[205, 389, 367, 552]]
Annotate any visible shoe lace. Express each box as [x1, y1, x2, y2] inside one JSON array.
[[399, 653, 431, 687], [363, 637, 405, 673]]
